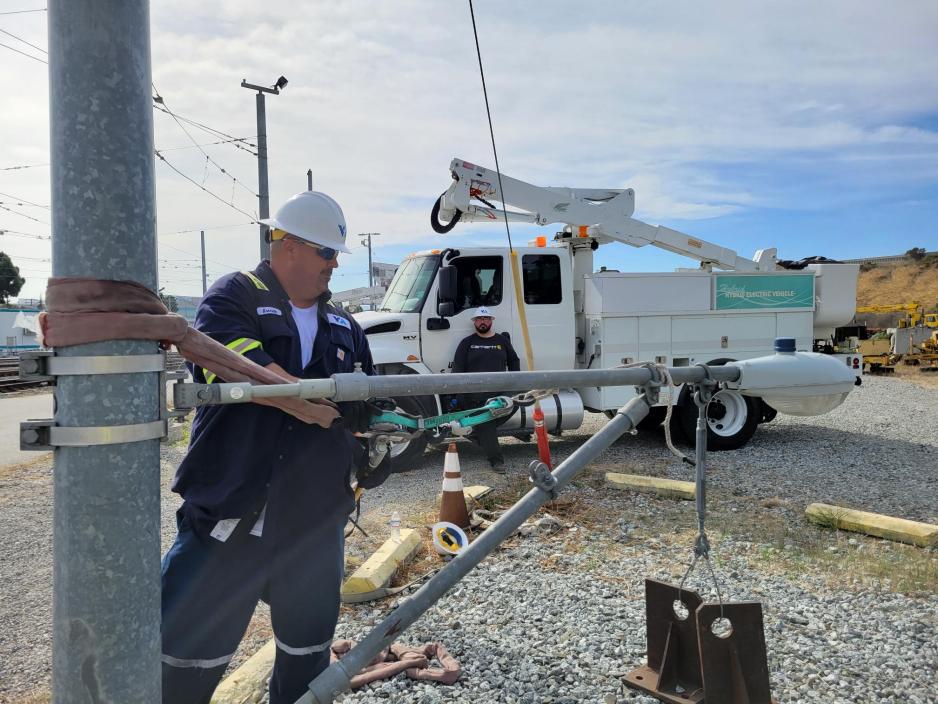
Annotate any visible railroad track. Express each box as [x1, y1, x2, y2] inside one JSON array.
[[0, 352, 188, 394]]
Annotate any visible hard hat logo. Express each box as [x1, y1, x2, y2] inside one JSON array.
[[260, 191, 351, 254]]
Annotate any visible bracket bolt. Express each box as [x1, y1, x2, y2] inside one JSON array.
[[21, 429, 39, 445]]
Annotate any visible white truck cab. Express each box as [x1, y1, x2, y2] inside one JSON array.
[[353, 159, 861, 465]]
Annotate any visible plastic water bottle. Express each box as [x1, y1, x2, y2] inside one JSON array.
[[389, 511, 401, 543]]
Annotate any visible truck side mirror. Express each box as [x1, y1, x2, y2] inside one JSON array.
[[437, 265, 457, 317]]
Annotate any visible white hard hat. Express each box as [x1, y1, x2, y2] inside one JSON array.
[[260, 191, 351, 253], [471, 307, 494, 319]]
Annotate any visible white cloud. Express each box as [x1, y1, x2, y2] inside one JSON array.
[[1, 1, 937, 298]]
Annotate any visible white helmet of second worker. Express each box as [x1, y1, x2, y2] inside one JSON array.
[[260, 190, 351, 253], [471, 307, 494, 319]]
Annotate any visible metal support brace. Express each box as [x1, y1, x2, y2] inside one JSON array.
[[19, 350, 173, 451]]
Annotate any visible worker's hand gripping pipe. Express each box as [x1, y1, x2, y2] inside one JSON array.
[[294, 387, 659, 704]]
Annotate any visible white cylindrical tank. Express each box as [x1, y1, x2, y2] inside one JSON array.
[[499, 390, 585, 432]]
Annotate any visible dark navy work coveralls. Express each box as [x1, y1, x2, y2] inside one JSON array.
[[161, 261, 374, 704]]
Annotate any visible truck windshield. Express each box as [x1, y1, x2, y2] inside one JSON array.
[[379, 255, 439, 313]]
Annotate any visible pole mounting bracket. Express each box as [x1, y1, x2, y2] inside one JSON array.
[[20, 418, 168, 451]]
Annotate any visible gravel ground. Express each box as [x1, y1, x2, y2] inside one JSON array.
[[1, 375, 937, 703]]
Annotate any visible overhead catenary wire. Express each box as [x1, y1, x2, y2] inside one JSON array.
[[0, 8, 47, 15], [0, 191, 49, 208], [0, 203, 50, 225], [0, 40, 45, 64], [0, 26, 46, 55], [152, 85, 259, 198], [0, 163, 49, 171], [152, 104, 258, 156], [155, 150, 258, 222]]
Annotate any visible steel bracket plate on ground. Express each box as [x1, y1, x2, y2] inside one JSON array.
[[18, 350, 167, 382], [20, 418, 167, 451], [625, 579, 705, 703]]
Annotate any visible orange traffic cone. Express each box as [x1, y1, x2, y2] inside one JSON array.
[[439, 442, 471, 529]]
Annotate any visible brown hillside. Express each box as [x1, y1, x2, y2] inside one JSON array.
[[856, 262, 938, 308], [855, 261, 938, 327]]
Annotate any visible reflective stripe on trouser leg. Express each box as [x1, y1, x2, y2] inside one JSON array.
[[267, 520, 346, 704], [161, 506, 267, 704]]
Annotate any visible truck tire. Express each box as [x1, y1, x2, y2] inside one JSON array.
[[382, 395, 430, 472], [677, 388, 759, 451]]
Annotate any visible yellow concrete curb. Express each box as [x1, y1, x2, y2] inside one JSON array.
[[341, 528, 422, 596], [605, 472, 696, 501], [806, 503, 938, 547], [210, 639, 274, 704]]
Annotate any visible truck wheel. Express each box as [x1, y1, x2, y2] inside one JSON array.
[[385, 395, 430, 472], [678, 389, 759, 451]]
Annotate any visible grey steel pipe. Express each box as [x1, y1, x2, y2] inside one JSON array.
[[49, 0, 161, 700], [332, 367, 739, 401], [297, 394, 654, 704], [176, 365, 740, 409]]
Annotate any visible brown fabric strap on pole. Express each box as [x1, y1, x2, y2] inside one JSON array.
[[330, 639, 461, 689], [40, 277, 338, 427]]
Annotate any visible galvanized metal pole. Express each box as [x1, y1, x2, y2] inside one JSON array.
[[307, 168, 313, 191], [49, 0, 161, 701], [256, 91, 270, 260], [200, 229, 207, 294], [299, 394, 654, 703]]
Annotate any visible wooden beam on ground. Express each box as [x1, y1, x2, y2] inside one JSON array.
[[806, 503, 938, 547]]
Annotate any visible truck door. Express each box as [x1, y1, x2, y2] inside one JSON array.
[[421, 254, 509, 374], [512, 250, 575, 370]]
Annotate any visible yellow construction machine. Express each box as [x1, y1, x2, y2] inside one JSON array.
[[855, 303, 938, 328]]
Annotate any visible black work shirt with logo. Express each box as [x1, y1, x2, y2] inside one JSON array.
[[452, 332, 520, 408]]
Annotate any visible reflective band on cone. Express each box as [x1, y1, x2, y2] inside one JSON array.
[[439, 442, 470, 529]]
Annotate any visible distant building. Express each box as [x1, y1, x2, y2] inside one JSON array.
[[0, 308, 41, 356]]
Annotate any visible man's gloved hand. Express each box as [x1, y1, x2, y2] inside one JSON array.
[[351, 437, 394, 490], [336, 400, 382, 434]]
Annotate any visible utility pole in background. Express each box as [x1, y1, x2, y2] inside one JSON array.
[[307, 169, 313, 191], [200, 229, 207, 294], [49, 0, 161, 700], [241, 75, 288, 260], [360, 232, 381, 308]]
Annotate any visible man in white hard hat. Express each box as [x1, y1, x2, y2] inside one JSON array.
[[161, 191, 386, 703], [451, 307, 520, 470]]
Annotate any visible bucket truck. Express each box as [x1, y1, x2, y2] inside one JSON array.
[[354, 159, 861, 464]]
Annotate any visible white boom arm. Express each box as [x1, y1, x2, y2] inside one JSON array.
[[432, 158, 777, 272]]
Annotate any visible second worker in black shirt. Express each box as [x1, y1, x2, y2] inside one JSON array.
[[451, 307, 521, 471]]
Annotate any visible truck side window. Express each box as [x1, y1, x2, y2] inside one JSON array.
[[522, 254, 562, 304], [452, 256, 503, 312]]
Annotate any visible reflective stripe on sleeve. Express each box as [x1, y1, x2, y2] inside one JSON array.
[[204, 337, 263, 384], [161, 652, 235, 669], [274, 635, 333, 656], [241, 271, 269, 291]]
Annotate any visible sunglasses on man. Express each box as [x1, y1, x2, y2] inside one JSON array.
[[270, 229, 339, 261]]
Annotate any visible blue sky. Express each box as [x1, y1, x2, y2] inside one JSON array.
[[1, 1, 937, 299]]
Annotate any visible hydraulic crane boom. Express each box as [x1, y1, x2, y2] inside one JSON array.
[[431, 158, 778, 271]]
